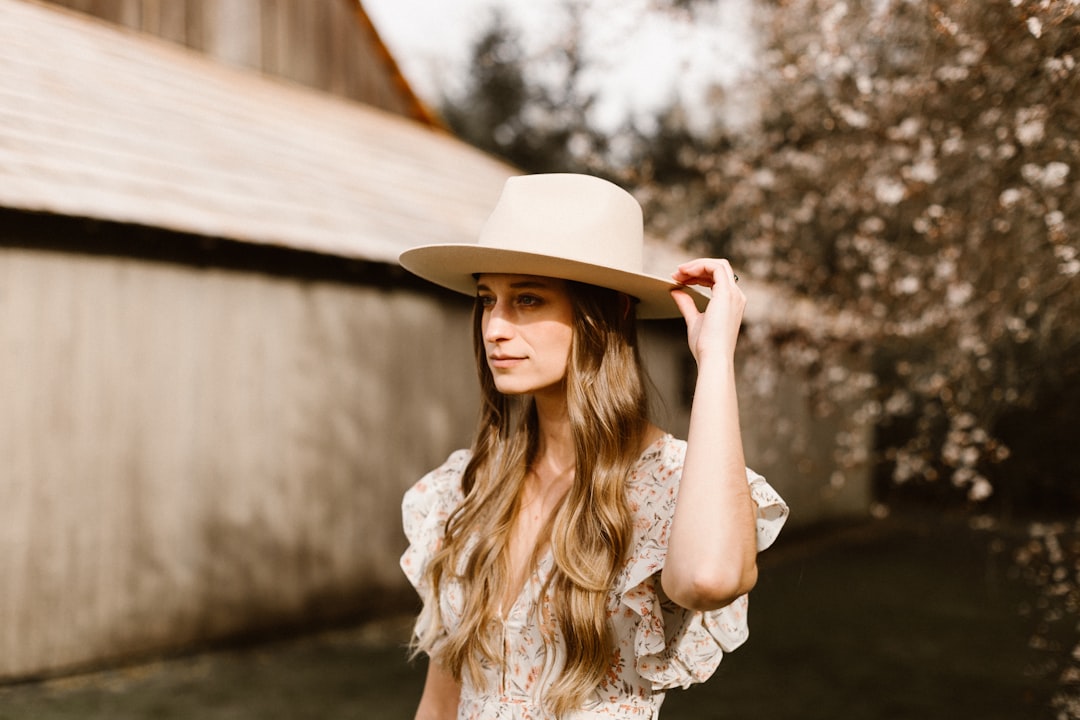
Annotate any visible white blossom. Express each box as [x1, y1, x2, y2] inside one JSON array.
[[888, 117, 921, 140], [941, 132, 965, 155], [947, 282, 975, 306], [936, 65, 970, 82], [999, 188, 1023, 207], [968, 476, 994, 501], [954, 412, 977, 430], [958, 46, 985, 66], [1056, 245, 1080, 276], [1043, 54, 1076, 81], [1015, 106, 1047, 146], [937, 10, 960, 35], [1045, 210, 1065, 230], [752, 168, 777, 188], [874, 177, 906, 205], [905, 158, 939, 183], [884, 390, 914, 415], [839, 105, 870, 128], [1042, 162, 1071, 188], [860, 216, 886, 234], [936, 259, 957, 279], [894, 275, 921, 294], [1021, 161, 1071, 188]]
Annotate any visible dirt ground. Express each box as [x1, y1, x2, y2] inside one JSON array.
[[0, 510, 1066, 719]]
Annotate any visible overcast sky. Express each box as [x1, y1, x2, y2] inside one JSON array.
[[361, 0, 760, 132]]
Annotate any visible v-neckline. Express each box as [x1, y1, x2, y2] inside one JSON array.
[[501, 548, 553, 621]]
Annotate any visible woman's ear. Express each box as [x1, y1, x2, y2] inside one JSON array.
[[619, 293, 633, 320]]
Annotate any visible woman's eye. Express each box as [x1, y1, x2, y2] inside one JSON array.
[[477, 295, 495, 308], [517, 294, 541, 307]]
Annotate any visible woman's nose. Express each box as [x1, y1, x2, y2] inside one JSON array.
[[483, 305, 514, 342]]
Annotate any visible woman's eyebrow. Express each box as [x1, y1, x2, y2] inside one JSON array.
[[476, 280, 554, 292]]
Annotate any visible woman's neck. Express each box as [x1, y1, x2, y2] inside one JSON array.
[[531, 392, 575, 489]]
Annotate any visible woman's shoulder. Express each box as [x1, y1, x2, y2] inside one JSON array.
[[629, 432, 686, 482], [401, 449, 471, 533], [624, 433, 685, 513], [639, 431, 686, 462], [400, 449, 472, 591], [415, 448, 472, 488]]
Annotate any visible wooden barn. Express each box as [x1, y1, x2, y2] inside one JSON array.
[[0, 0, 872, 682]]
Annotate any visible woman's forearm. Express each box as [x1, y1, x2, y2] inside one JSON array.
[[661, 355, 759, 611]]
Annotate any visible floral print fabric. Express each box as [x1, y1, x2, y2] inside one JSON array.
[[400, 434, 788, 720]]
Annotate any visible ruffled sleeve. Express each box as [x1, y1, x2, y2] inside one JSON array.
[[399, 449, 470, 594], [617, 437, 788, 691]]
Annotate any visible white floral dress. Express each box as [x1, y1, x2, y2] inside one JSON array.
[[401, 434, 788, 720]]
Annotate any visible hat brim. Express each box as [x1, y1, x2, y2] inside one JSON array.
[[399, 244, 709, 320]]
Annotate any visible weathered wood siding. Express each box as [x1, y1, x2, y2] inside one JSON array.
[[36, 0, 428, 121], [0, 245, 476, 680]]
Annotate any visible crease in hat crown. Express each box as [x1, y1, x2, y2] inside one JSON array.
[[398, 173, 708, 319]]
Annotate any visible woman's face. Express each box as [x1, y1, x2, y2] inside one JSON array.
[[476, 274, 574, 399]]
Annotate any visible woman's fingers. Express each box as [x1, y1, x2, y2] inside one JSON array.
[[670, 287, 702, 324], [672, 258, 746, 364], [672, 258, 738, 288]]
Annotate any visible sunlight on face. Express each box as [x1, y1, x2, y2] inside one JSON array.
[[476, 274, 574, 400]]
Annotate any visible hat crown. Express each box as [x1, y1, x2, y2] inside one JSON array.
[[478, 174, 644, 273]]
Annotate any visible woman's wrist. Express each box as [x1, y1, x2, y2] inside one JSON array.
[[693, 349, 737, 377]]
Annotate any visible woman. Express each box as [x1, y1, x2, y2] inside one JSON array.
[[398, 174, 788, 719]]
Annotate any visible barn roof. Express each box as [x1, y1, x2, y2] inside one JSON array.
[[0, 0, 514, 264]]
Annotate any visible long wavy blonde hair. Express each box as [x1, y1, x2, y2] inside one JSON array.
[[413, 280, 652, 716]]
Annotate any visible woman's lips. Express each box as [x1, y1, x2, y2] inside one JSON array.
[[488, 354, 524, 369]]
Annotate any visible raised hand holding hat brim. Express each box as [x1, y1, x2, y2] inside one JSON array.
[[670, 258, 746, 366]]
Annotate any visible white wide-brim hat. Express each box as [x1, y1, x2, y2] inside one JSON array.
[[398, 173, 708, 319]]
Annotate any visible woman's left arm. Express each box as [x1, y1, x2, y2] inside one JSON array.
[[660, 258, 760, 612]]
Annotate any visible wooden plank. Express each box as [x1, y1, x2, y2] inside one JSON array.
[[201, 0, 263, 71], [184, 0, 204, 53], [280, 0, 322, 90], [325, 0, 353, 96], [258, 0, 281, 76], [141, 0, 189, 45], [50, 0, 97, 15]]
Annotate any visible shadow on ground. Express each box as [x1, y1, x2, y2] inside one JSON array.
[[0, 510, 1063, 719]]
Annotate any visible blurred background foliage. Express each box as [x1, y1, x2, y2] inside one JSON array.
[[436, 0, 1079, 713]]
